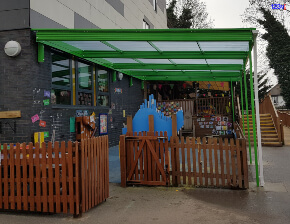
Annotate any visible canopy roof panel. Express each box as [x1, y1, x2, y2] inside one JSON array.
[[34, 28, 255, 82]]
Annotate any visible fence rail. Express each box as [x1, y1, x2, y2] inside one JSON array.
[[0, 136, 109, 216]]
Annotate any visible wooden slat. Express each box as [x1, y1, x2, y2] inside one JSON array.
[[192, 138, 197, 186], [208, 138, 214, 186], [91, 139, 95, 207], [0, 145, 2, 209], [54, 142, 61, 213], [143, 132, 148, 182], [89, 138, 92, 209], [186, 137, 192, 186], [171, 137, 176, 186], [213, 138, 219, 187], [68, 141, 74, 214], [47, 142, 54, 213], [155, 132, 160, 182], [93, 138, 97, 205], [181, 137, 186, 185], [15, 143, 21, 210], [0, 110, 21, 118], [147, 134, 152, 182], [230, 139, 236, 187], [219, 138, 225, 187], [61, 141, 67, 213], [41, 143, 48, 212], [225, 139, 231, 186], [29, 142, 35, 211], [236, 139, 242, 188], [197, 138, 202, 185], [3, 144, 8, 209], [106, 136, 109, 199], [134, 132, 139, 181], [164, 132, 169, 185], [22, 144, 28, 211], [242, 139, 249, 188], [9, 144, 15, 210], [203, 137, 208, 186], [97, 136, 101, 205], [35, 143, 41, 211], [175, 137, 181, 186], [159, 132, 164, 182], [120, 136, 126, 187]]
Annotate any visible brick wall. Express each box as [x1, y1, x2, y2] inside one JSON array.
[[0, 29, 143, 147]]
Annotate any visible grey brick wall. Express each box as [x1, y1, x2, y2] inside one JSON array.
[[0, 29, 143, 147]]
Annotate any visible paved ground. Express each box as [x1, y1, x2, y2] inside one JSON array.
[[1, 140, 290, 223]]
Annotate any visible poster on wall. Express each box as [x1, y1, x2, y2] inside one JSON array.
[[99, 113, 108, 135]]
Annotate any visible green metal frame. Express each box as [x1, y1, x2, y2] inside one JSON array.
[[33, 28, 262, 186]]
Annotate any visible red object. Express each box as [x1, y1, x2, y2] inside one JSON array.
[[183, 83, 187, 89], [220, 82, 224, 87], [39, 120, 46, 127]]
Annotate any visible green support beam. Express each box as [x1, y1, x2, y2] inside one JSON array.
[[135, 76, 241, 82], [231, 81, 235, 122], [112, 64, 243, 70], [249, 53, 259, 187], [130, 71, 241, 77], [244, 67, 252, 164], [240, 77, 245, 135], [129, 77, 133, 87], [38, 43, 45, 63], [34, 28, 256, 42], [82, 51, 248, 60], [112, 71, 117, 82]]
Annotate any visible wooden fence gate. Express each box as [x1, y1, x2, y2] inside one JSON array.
[[0, 136, 109, 216], [120, 134, 248, 189], [120, 132, 169, 187]]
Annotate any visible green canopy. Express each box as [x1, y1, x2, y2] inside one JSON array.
[[34, 28, 255, 82]]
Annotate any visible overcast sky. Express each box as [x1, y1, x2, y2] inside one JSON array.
[[203, 0, 250, 28]]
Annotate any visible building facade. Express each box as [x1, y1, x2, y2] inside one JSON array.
[[268, 84, 285, 108], [0, 0, 167, 146]]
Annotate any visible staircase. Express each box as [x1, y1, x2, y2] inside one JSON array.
[[242, 113, 282, 147]]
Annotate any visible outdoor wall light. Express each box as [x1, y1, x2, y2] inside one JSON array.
[[4, 41, 21, 57], [117, 72, 123, 81]]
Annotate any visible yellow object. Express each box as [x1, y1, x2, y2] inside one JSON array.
[[123, 110, 126, 117], [34, 132, 44, 148]]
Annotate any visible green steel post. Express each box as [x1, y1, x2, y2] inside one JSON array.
[[141, 80, 144, 89], [240, 78, 245, 135], [38, 43, 44, 63], [231, 81, 235, 122], [249, 53, 259, 187], [244, 68, 252, 164], [112, 71, 117, 82], [129, 77, 133, 87]]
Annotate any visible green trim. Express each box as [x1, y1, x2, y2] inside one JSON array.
[[33, 28, 255, 42], [231, 81, 235, 122], [112, 64, 243, 70], [38, 43, 44, 63], [100, 41, 123, 52], [136, 76, 240, 82], [129, 77, 133, 87], [249, 53, 259, 187], [129, 71, 241, 77], [141, 80, 144, 90], [112, 71, 117, 82], [82, 51, 248, 59]]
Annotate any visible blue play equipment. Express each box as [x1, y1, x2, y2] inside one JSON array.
[[122, 94, 184, 141]]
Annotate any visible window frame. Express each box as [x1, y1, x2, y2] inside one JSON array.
[[143, 20, 150, 29], [51, 48, 111, 109], [51, 50, 73, 105], [76, 59, 94, 107], [96, 68, 110, 107], [153, 0, 157, 12]]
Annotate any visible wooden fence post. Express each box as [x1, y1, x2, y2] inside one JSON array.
[[120, 135, 127, 187], [127, 115, 133, 135], [172, 114, 177, 137]]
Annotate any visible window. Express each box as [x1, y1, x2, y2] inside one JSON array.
[[143, 20, 150, 29], [153, 0, 157, 11], [97, 70, 109, 107], [77, 61, 93, 106], [51, 52, 71, 105], [51, 51, 110, 107], [272, 96, 278, 104]]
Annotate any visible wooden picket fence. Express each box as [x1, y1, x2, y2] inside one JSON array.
[[120, 133, 248, 189], [0, 136, 109, 216], [170, 136, 248, 188]]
